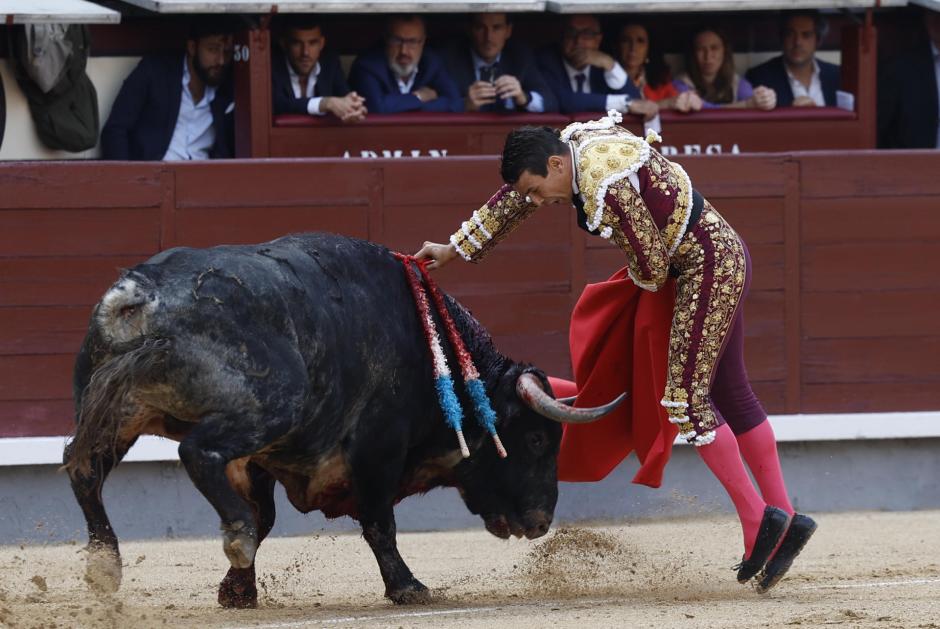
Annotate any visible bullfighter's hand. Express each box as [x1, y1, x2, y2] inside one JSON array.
[[414, 241, 459, 271]]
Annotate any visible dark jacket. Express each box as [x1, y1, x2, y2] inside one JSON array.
[[442, 40, 558, 113], [745, 55, 840, 107], [537, 47, 639, 114], [348, 48, 462, 113], [877, 41, 939, 149], [101, 54, 233, 161], [271, 49, 350, 115]]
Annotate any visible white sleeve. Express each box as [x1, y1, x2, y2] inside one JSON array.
[[307, 97, 327, 116], [605, 94, 630, 113], [604, 62, 628, 90], [525, 91, 545, 113]]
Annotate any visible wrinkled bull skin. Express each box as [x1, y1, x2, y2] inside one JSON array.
[[67, 233, 564, 607]]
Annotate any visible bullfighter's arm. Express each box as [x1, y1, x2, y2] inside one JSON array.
[[610, 178, 671, 291], [449, 184, 538, 262]]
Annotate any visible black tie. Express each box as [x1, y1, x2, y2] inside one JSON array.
[[574, 72, 587, 93], [572, 193, 598, 235], [479, 63, 497, 83]]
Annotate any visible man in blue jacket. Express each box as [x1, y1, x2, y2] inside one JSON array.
[[443, 13, 557, 113], [101, 19, 236, 160], [537, 14, 642, 115], [349, 14, 462, 114], [745, 11, 840, 108], [271, 16, 366, 122]]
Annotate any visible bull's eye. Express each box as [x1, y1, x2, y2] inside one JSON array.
[[526, 431, 548, 455]]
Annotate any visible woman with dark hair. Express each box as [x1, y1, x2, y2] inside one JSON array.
[[618, 22, 701, 112], [675, 27, 776, 110]]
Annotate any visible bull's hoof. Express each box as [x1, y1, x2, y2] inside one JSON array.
[[84, 546, 122, 594], [386, 579, 431, 605], [222, 521, 257, 569], [218, 566, 258, 609]]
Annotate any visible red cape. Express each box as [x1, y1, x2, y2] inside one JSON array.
[[548, 269, 678, 488]]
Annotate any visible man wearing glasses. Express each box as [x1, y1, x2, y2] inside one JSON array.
[[538, 14, 642, 115], [350, 14, 462, 113]]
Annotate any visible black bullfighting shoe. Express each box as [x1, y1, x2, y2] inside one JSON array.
[[734, 506, 790, 583], [755, 513, 818, 593]]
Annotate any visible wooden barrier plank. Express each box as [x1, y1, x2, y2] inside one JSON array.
[[679, 155, 789, 198], [709, 197, 785, 245], [382, 158, 503, 206], [174, 206, 372, 248], [0, 257, 137, 307], [803, 337, 940, 384], [0, 164, 163, 210], [0, 400, 74, 438], [801, 382, 940, 413], [0, 307, 89, 356], [802, 242, 940, 291], [0, 209, 161, 258], [173, 161, 377, 209], [457, 293, 573, 337], [798, 151, 940, 199], [0, 355, 73, 400], [803, 291, 940, 339], [802, 196, 940, 244], [753, 382, 786, 415]]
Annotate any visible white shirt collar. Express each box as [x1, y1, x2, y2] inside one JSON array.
[[470, 49, 501, 75], [563, 59, 589, 93], [568, 142, 580, 196], [182, 56, 216, 107], [286, 56, 321, 99]]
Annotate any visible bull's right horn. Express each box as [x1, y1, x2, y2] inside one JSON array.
[[516, 373, 627, 424]]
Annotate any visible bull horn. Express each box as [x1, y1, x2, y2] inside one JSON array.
[[516, 373, 627, 424]]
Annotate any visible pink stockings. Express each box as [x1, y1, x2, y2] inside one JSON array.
[[696, 422, 793, 557]]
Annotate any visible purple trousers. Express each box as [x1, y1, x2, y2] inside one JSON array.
[[661, 203, 767, 445]]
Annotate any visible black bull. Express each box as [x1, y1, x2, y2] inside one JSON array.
[[63, 233, 621, 607]]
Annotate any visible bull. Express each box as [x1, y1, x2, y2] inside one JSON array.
[[63, 233, 620, 607]]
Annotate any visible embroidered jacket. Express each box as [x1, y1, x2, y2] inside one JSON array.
[[449, 112, 695, 291]]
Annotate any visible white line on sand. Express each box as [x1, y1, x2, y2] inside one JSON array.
[[801, 577, 940, 590], [222, 605, 499, 629]]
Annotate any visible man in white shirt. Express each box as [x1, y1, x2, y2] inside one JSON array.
[[746, 11, 840, 109], [102, 18, 236, 160], [537, 15, 651, 117], [271, 16, 366, 122], [443, 13, 557, 113]]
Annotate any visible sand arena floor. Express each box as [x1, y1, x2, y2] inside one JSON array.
[[1, 510, 938, 628]]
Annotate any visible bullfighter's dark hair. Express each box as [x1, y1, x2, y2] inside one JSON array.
[[499, 126, 568, 184]]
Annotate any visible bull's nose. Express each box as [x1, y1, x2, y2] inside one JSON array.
[[524, 510, 553, 539]]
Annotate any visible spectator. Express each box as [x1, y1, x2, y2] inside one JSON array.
[[101, 18, 236, 160], [272, 16, 366, 122], [443, 12, 557, 113], [348, 14, 462, 113], [746, 11, 839, 108], [877, 8, 940, 149], [537, 14, 650, 118], [675, 27, 776, 110], [618, 22, 699, 114]]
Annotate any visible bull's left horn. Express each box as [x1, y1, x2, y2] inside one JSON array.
[[516, 373, 627, 424]]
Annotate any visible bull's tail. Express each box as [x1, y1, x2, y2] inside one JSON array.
[[63, 336, 171, 477]]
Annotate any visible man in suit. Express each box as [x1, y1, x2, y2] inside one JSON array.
[[349, 14, 462, 113], [745, 11, 840, 108], [443, 13, 557, 113], [101, 19, 236, 160], [878, 8, 940, 149], [537, 14, 644, 116], [272, 16, 366, 122]]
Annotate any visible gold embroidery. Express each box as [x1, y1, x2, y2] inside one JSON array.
[[662, 204, 747, 444]]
